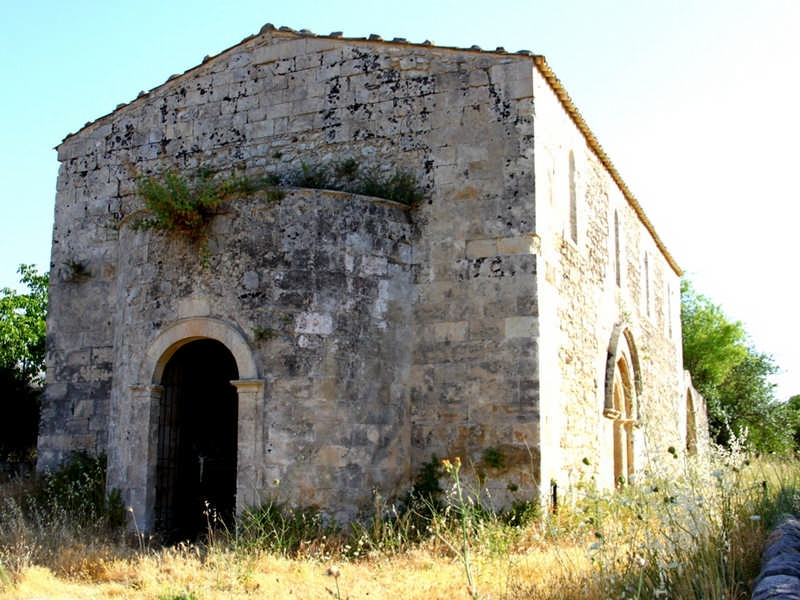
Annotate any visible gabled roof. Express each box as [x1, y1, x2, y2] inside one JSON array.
[[60, 23, 680, 276]]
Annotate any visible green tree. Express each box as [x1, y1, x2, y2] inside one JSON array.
[[681, 279, 787, 451], [680, 280, 747, 397], [0, 264, 48, 462], [787, 395, 800, 449], [715, 350, 784, 451]]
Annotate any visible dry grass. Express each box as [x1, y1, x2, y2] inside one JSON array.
[[1, 450, 797, 600], [1, 542, 594, 600]]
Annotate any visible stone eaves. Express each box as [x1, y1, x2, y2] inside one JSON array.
[[58, 23, 681, 276]]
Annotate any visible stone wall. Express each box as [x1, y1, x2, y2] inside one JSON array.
[[38, 163, 118, 467], [41, 26, 691, 525], [42, 29, 543, 523], [752, 516, 800, 599], [111, 189, 413, 526], [531, 61, 684, 493]]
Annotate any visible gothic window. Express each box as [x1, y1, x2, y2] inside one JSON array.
[[613, 210, 621, 287], [604, 326, 642, 488], [612, 358, 635, 486], [644, 252, 651, 316], [568, 150, 578, 243]]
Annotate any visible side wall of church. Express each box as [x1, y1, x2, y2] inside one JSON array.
[[43, 32, 542, 518], [532, 67, 684, 494]]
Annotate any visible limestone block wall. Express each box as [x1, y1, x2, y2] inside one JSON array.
[[41, 26, 694, 522], [109, 190, 413, 526], [532, 63, 684, 493], [42, 29, 543, 519], [410, 236, 541, 503], [38, 160, 120, 468]]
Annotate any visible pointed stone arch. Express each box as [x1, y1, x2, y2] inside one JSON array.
[[603, 324, 642, 486], [603, 324, 642, 415]]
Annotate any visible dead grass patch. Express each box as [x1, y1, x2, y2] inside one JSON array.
[[1, 451, 797, 600]]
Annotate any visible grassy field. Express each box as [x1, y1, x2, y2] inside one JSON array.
[[0, 447, 796, 600]]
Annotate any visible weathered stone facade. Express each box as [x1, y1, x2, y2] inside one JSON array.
[[40, 25, 704, 532]]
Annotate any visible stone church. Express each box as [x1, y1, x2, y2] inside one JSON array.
[[39, 24, 706, 536]]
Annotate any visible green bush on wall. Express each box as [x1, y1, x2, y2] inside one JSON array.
[[135, 167, 283, 240], [135, 160, 425, 240]]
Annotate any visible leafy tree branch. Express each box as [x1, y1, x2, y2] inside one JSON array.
[[0, 264, 48, 462], [681, 279, 784, 451]]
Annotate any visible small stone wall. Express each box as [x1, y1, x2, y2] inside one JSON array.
[[752, 516, 800, 600]]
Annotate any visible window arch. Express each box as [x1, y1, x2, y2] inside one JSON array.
[[568, 150, 578, 243], [603, 325, 642, 486], [613, 210, 621, 287]]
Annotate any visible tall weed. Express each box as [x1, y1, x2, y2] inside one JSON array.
[[514, 450, 799, 599], [234, 500, 337, 557], [1, 447, 797, 600], [0, 452, 125, 580]]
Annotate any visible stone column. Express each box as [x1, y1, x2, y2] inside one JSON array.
[[232, 379, 265, 511], [127, 384, 162, 532]]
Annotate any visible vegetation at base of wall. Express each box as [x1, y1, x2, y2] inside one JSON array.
[[0, 449, 796, 599], [402, 454, 445, 510], [133, 159, 425, 240], [33, 452, 126, 531], [0, 451, 125, 580], [681, 279, 793, 451], [0, 265, 48, 465], [235, 501, 334, 556], [231, 455, 530, 560]]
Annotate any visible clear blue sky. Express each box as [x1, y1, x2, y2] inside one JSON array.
[[2, 0, 798, 398]]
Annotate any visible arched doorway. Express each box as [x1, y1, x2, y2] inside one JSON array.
[[154, 339, 239, 541]]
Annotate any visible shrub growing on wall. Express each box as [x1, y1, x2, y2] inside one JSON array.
[[135, 168, 281, 240], [135, 160, 424, 240]]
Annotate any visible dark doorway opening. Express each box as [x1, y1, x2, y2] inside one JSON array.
[[154, 339, 239, 542]]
